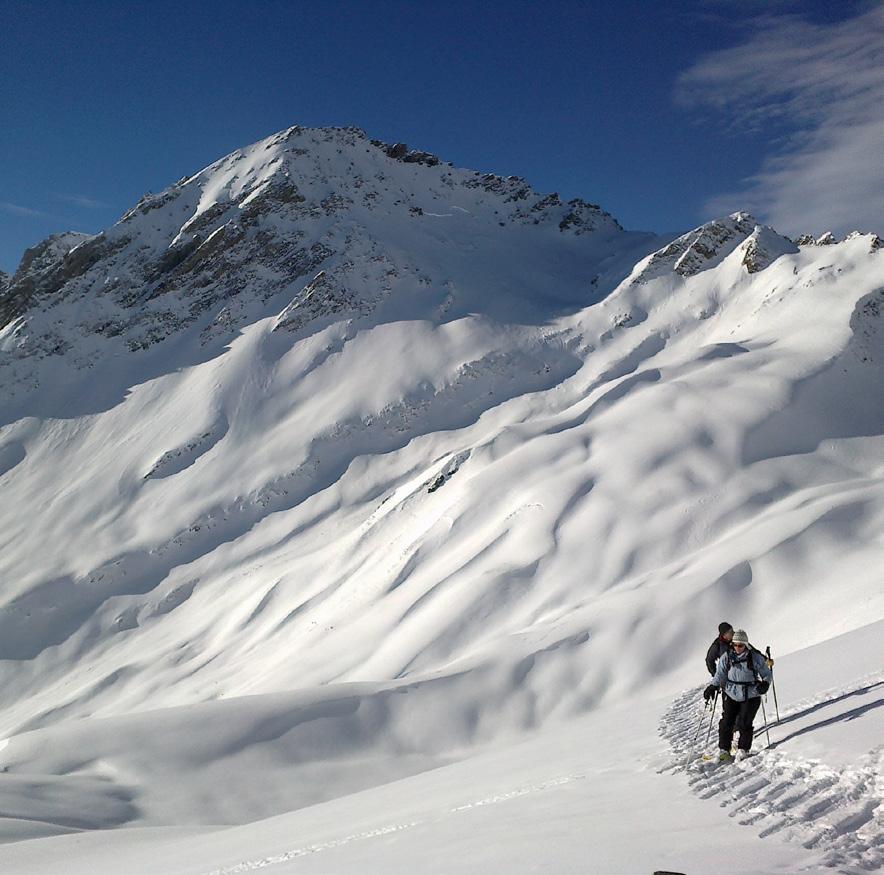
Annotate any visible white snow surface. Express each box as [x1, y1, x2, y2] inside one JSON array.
[[0, 125, 882, 873]]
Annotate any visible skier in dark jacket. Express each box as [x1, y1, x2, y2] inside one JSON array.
[[705, 622, 733, 675], [703, 628, 773, 762]]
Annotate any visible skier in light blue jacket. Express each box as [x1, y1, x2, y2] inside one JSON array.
[[703, 628, 773, 761]]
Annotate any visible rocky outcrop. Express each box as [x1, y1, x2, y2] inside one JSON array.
[[633, 212, 757, 283], [849, 288, 882, 364], [796, 231, 880, 252], [272, 240, 398, 334], [845, 231, 882, 252], [740, 225, 799, 273], [460, 177, 622, 235], [0, 232, 96, 329], [370, 139, 442, 167], [273, 271, 360, 333]]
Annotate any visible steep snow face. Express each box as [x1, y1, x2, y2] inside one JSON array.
[[0, 126, 881, 863]]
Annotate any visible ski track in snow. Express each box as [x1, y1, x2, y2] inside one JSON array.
[[203, 774, 586, 874], [659, 679, 884, 872]]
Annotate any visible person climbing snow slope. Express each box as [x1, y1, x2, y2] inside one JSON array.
[[704, 629, 773, 762], [705, 622, 733, 676]]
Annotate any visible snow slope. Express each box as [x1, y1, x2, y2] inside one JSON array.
[[0, 125, 881, 872], [0, 624, 880, 874]]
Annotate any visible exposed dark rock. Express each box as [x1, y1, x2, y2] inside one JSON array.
[[273, 270, 360, 333], [740, 227, 799, 274], [320, 193, 353, 215], [844, 231, 882, 252], [369, 139, 441, 167], [427, 474, 446, 493], [1, 232, 126, 330], [559, 199, 620, 234], [635, 212, 756, 282], [402, 150, 440, 167], [849, 288, 882, 363], [151, 237, 205, 282], [463, 172, 532, 201], [183, 202, 229, 236], [533, 193, 562, 211], [240, 176, 306, 221]]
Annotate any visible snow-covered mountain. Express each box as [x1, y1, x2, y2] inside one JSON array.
[[0, 125, 881, 873]]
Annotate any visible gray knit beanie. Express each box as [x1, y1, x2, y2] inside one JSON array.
[[732, 629, 749, 646]]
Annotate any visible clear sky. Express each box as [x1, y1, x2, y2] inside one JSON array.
[[1, 0, 881, 273]]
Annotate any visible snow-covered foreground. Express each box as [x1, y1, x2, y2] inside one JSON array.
[[0, 622, 880, 873], [0, 126, 881, 871], [663, 621, 883, 872]]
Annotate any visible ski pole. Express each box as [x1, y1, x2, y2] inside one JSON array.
[[704, 689, 719, 746], [765, 645, 780, 723], [760, 695, 772, 749], [684, 697, 710, 765], [690, 699, 708, 745]]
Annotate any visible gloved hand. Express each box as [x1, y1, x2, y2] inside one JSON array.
[[703, 684, 717, 702], [756, 680, 770, 694]]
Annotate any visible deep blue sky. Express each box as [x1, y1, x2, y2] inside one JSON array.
[[0, 0, 872, 272]]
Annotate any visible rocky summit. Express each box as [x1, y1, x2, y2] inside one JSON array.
[[0, 126, 631, 388]]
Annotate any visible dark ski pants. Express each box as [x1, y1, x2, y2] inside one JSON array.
[[719, 693, 761, 751]]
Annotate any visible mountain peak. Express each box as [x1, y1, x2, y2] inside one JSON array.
[[629, 211, 758, 284], [0, 123, 629, 378]]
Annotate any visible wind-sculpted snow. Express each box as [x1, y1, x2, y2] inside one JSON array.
[[0, 126, 881, 870]]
